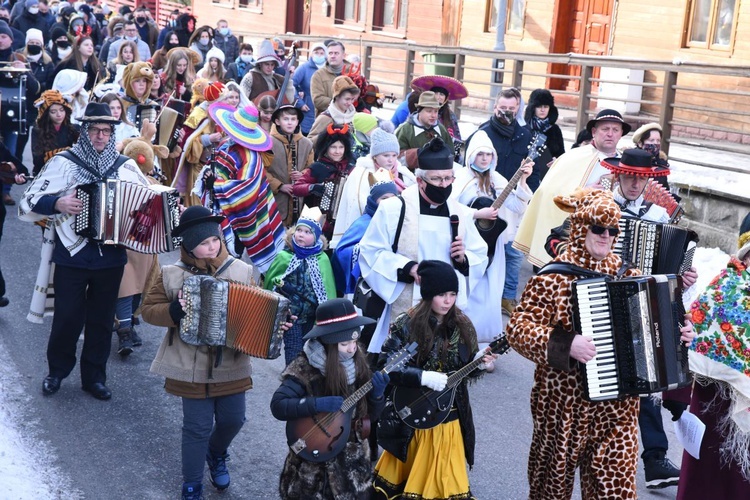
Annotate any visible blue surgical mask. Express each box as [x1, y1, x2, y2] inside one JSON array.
[[312, 55, 326, 67], [199, 38, 209, 46], [218, 27, 229, 36]]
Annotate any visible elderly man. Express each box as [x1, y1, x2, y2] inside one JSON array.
[[359, 137, 488, 352], [19, 102, 148, 400], [310, 41, 347, 116], [514, 109, 630, 268]]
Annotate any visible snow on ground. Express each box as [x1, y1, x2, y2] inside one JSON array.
[[0, 344, 79, 499]]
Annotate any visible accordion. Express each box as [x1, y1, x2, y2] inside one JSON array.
[[179, 275, 290, 359], [613, 219, 698, 275], [156, 99, 189, 151], [319, 177, 345, 221], [572, 274, 690, 401], [74, 179, 181, 254]]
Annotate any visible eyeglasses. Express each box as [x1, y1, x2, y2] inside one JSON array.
[[88, 127, 112, 137], [589, 225, 619, 237], [422, 175, 455, 185]]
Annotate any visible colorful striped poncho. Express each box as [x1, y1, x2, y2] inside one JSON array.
[[205, 140, 285, 272]]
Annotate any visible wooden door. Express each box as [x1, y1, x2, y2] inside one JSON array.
[[286, 0, 308, 35]]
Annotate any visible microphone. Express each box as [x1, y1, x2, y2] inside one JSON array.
[[450, 214, 459, 242]]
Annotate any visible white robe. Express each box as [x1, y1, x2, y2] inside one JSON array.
[[452, 167, 532, 343], [359, 184, 488, 352]]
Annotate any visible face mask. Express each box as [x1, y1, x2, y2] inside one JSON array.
[[470, 161, 491, 173], [218, 27, 229, 36], [496, 109, 515, 125], [27, 44, 42, 55], [199, 38, 209, 46], [422, 181, 452, 205], [135, 17, 146, 25], [240, 54, 253, 63], [312, 54, 326, 66], [28, 7, 39, 14], [56, 40, 70, 49], [57, 46, 72, 58], [643, 143, 660, 159], [125, 35, 138, 42], [0, 17, 10, 24]]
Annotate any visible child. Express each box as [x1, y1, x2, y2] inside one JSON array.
[[141, 206, 268, 500], [196, 46, 226, 83], [264, 207, 337, 365], [256, 94, 277, 133], [120, 62, 159, 127], [373, 260, 497, 500], [292, 125, 355, 240], [270, 298, 389, 499], [266, 104, 314, 227]]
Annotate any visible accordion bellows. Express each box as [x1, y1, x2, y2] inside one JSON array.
[[180, 275, 290, 359]]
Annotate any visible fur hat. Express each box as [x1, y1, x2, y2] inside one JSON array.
[[332, 76, 360, 100], [738, 212, 750, 261], [254, 39, 280, 66], [34, 90, 72, 119], [314, 123, 352, 161], [632, 122, 662, 145], [369, 128, 400, 158], [417, 91, 441, 109], [524, 88, 558, 125], [122, 62, 155, 101], [554, 188, 621, 250], [204, 45, 225, 65], [417, 136, 453, 171], [418, 260, 459, 300]]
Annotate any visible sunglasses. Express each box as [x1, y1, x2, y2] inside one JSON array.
[[589, 224, 619, 237]]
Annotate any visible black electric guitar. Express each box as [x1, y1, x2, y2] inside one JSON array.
[[392, 336, 511, 430], [286, 342, 417, 463], [470, 133, 547, 257]]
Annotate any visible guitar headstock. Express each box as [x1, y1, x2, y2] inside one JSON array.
[[383, 341, 418, 373], [486, 335, 511, 356], [526, 132, 548, 162]]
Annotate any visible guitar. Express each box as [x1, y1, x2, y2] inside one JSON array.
[[254, 42, 298, 107], [392, 336, 511, 430], [470, 133, 547, 257], [286, 342, 418, 463]]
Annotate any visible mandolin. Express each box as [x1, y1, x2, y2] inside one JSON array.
[[392, 336, 510, 430], [286, 342, 418, 463], [470, 132, 547, 257]]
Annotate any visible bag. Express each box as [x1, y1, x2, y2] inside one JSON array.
[[353, 196, 405, 319]]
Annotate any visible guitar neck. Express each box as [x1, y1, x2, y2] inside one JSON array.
[[446, 356, 486, 388], [490, 166, 525, 211], [342, 381, 372, 412]]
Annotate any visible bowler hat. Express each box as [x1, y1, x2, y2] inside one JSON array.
[[303, 298, 375, 344], [586, 109, 632, 135], [79, 102, 121, 124]]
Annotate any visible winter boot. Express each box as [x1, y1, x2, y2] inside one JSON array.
[[206, 451, 231, 490], [181, 482, 203, 500], [116, 327, 134, 357]]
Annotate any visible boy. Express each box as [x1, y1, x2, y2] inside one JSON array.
[[266, 104, 314, 227]]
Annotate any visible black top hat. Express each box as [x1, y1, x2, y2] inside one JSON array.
[[303, 298, 375, 344], [586, 108, 632, 135], [601, 148, 670, 177], [417, 137, 453, 171], [79, 102, 121, 124]]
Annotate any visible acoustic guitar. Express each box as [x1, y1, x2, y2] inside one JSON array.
[[286, 342, 418, 463], [470, 133, 547, 257], [392, 336, 511, 430]]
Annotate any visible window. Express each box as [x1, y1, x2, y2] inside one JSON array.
[[486, 0, 500, 31], [686, 0, 737, 49], [373, 0, 407, 30], [486, 0, 525, 33], [337, 0, 367, 24], [238, 0, 262, 10]]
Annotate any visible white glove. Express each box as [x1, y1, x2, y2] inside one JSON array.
[[421, 370, 448, 391], [473, 350, 488, 370]]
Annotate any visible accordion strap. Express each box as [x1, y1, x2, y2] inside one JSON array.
[[537, 261, 630, 280], [175, 256, 236, 277]]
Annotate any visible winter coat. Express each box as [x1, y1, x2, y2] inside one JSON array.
[[213, 32, 239, 64], [225, 58, 253, 84], [466, 118, 537, 190], [523, 88, 566, 180], [267, 124, 314, 225], [27, 55, 55, 92], [309, 63, 340, 116], [141, 246, 255, 399], [292, 58, 320, 134], [271, 352, 384, 499], [12, 11, 49, 42]]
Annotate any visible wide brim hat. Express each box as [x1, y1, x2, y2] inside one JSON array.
[[208, 102, 272, 151], [172, 206, 225, 238], [586, 108, 632, 135], [303, 298, 375, 344], [271, 104, 304, 124], [601, 148, 670, 177], [411, 75, 468, 100], [79, 102, 121, 124], [255, 39, 281, 66], [166, 46, 201, 67]]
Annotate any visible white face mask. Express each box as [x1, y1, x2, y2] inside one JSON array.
[[239, 54, 254, 63], [28, 7, 39, 14], [57, 46, 72, 58], [125, 36, 138, 42]]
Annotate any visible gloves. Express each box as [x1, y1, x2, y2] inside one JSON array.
[[420, 371, 448, 391], [202, 169, 215, 190], [314, 396, 344, 413], [309, 183, 325, 196], [662, 399, 688, 421], [168, 299, 186, 324], [370, 371, 390, 399], [473, 349, 489, 370]]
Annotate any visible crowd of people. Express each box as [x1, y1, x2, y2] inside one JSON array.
[[0, 1, 748, 500]]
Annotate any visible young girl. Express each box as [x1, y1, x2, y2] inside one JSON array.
[[53, 35, 103, 91], [264, 209, 336, 365], [292, 125, 355, 240], [196, 46, 226, 83], [270, 298, 389, 499], [100, 93, 139, 150], [160, 48, 198, 102], [307, 76, 360, 144], [256, 94, 276, 134], [452, 130, 532, 345], [142, 206, 285, 500], [31, 90, 79, 175], [373, 259, 497, 500], [120, 62, 158, 127], [106, 40, 139, 84]]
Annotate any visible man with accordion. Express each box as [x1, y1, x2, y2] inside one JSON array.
[[507, 188, 696, 500], [19, 102, 149, 401]]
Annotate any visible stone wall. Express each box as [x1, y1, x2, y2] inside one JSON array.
[[672, 182, 750, 254]]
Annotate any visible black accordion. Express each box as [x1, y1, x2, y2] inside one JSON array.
[[614, 219, 698, 275], [572, 274, 690, 401], [74, 179, 181, 254]]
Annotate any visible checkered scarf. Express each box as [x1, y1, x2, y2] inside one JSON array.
[[68, 122, 121, 184]]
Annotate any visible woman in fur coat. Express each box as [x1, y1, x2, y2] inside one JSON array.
[[523, 88, 565, 182], [270, 298, 389, 499]]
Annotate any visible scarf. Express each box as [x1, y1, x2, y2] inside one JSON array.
[[326, 101, 356, 125], [279, 243, 328, 306], [304, 338, 356, 385], [328, 62, 343, 75], [531, 116, 552, 133], [489, 115, 515, 138], [67, 122, 121, 184]]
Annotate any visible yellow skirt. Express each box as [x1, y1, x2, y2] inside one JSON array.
[[373, 418, 475, 500]]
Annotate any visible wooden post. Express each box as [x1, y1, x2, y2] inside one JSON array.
[[404, 49, 415, 98], [660, 71, 678, 156], [511, 59, 523, 89], [363, 45, 373, 81], [577, 65, 593, 134], [453, 53, 465, 121]]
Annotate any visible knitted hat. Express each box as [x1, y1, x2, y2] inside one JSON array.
[[554, 188, 621, 249], [352, 112, 377, 135], [0, 21, 13, 41], [632, 122, 662, 145], [296, 205, 324, 241], [369, 128, 400, 158], [121, 62, 155, 101], [417, 91, 441, 109], [26, 28, 44, 46], [738, 212, 750, 261], [255, 39, 280, 66], [26, 0, 39, 7], [204, 45, 225, 65], [417, 136, 453, 171], [586, 108, 632, 135], [172, 206, 225, 252], [310, 42, 326, 54], [50, 26, 68, 42], [418, 260, 458, 300], [368, 180, 398, 202], [332, 76, 360, 100], [203, 81, 226, 102], [34, 90, 72, 120], [303, 298, 375, 344]]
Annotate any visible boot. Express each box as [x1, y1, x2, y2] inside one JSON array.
[[130, 326, 143, 347], [206, 451, 230, 490], [181, 482, 203, 500], [117, 327, 134, 357]]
